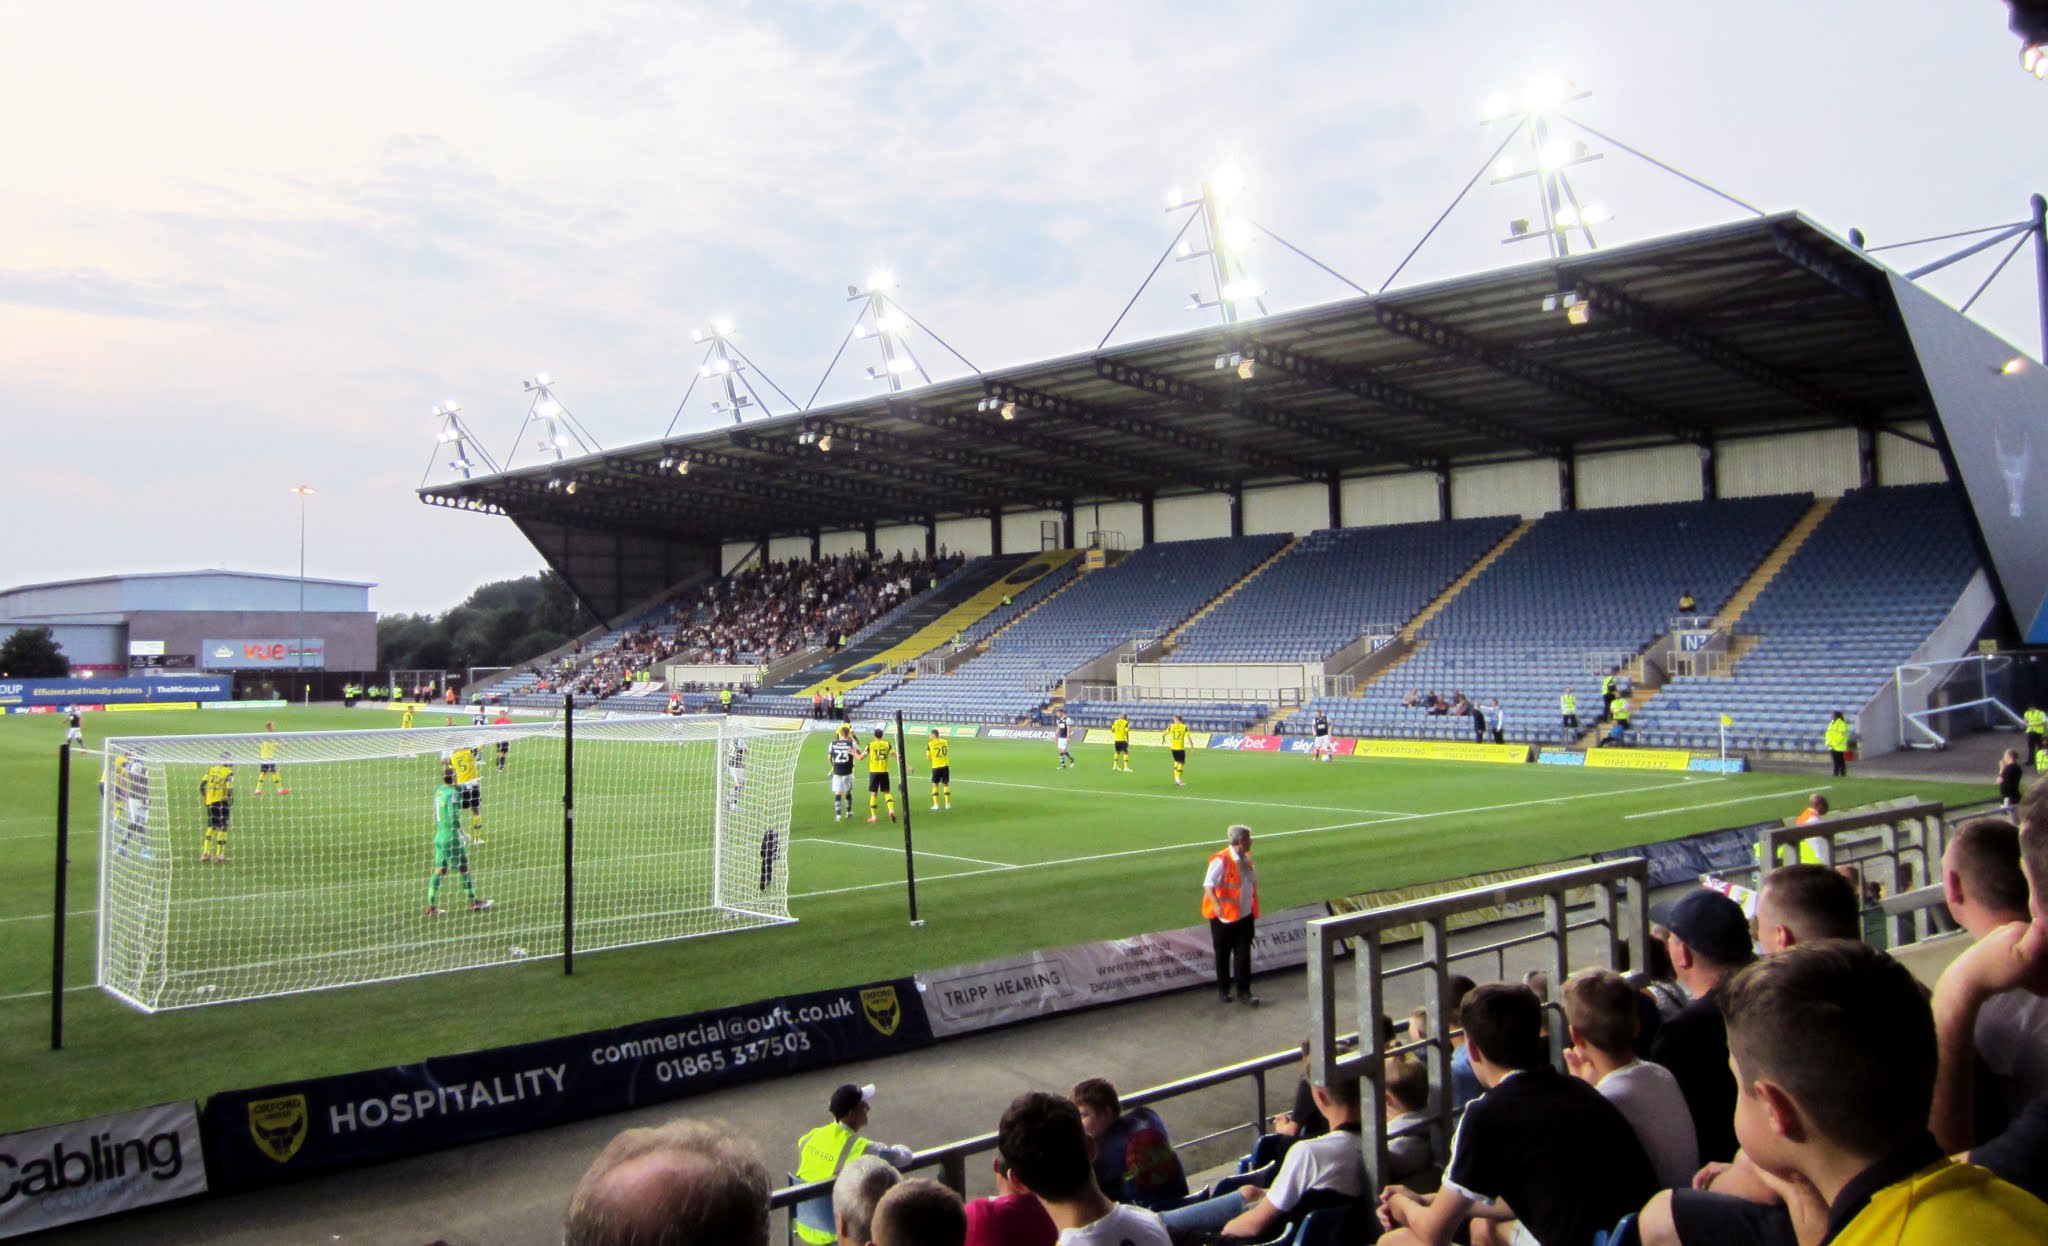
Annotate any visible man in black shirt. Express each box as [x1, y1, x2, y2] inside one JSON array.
[[1648, 888, 1756, 1166], [1378, 984, 1656, 1246]]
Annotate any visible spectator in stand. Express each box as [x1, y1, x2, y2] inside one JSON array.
[[1158, 1072, 1369, 1243], [1438, 974, 1483, 1115], [834, 1155, 902, 1246], [1402, 688, 1422, 708], [1449, 691, 1471, 717], [1930, 816, 2048, 1147], [1469, 698, 1488, 742], [1648, 888, 1756, 1165], [1753, 864, 1860, 954], [1999, 748, 2025, 811], [1376, 984, 1657, 1246], [1488, 699, 1505, 745], [872, 1180, 967, 1246], [963, 1154, 1057, 1246], [1071, 1078, 1188, 1209], [1936, 802, 2048, 1203], [1561, 967, 1699, 1190], [794, 1085, 916, 1246], [1678, 590, 1697, 614], [563, 1117, 770, 1246], [997, 1092, 1171, 1246], [1673, 942, 2048, 1245], [1381, 1055, 1438, 1185]]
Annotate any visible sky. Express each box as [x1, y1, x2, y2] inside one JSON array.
[[2, 1, 2043, 615]]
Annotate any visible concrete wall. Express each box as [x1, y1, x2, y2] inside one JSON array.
[[1450, 459, 1560, 519], [768, 536, 810, 563], [873, 523, 925, 560], [935, 517, 992, 559], [1877, 423, 1949, 486], [1718, 428, 1861, 498], [720, 541, 757, 575], [1002, 508, 1061, 553], [1577, 444, 1704, 509], [1342, 472, 1440, 527], [1153, 493, 1231, 540], [1243, 482, 1325, 536], [1082, 500, 1144, 549]]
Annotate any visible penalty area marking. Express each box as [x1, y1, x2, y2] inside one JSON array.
[[789, 773, 1706, 901], [804, 838, 1013, 869], [1622, 785, 1829, 821]]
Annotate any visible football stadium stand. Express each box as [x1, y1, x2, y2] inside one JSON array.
[[1634, 483, 1982, 751], [1287, 494, 1815, 743], [860, 534, 1288, 724], [1164, 517, 1517, 663]]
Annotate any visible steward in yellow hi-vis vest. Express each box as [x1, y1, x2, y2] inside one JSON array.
[[1825, 711, 1852, 778], [792, 1084, 915, 1245]]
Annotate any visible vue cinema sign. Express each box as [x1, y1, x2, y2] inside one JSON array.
[[200, 639, 325, 670]]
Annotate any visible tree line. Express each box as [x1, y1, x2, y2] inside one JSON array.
[[376, 571, 594, 674]]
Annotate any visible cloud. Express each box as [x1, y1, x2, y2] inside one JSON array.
[[0, 268, 217, 319]]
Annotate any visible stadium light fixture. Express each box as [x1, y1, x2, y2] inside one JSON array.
[[1167, 173, 1266, 325], [677, 458, 691, 475], [2028, 43, 2047, 78], [2002, 356, 2028, 374], [817, 435, 833, 452], [1486, 75, 1606, 259], [1000, 402, 1016, 420], [713, 315, 735, 336]]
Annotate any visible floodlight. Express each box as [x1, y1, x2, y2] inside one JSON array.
[[1186, 293, 1204, 310], [1236, 359, 1256, 380], [1541, 293, 1560, 312], [1483, 92, 1511, 120], [887, 355, 917, 374], [1555, 205, 1580, 228], [1510, 219, 1531, 237], [1177, 240, 1194, 259], [817, 435, 833, 452], [1166, 185, 1183, 207], [713, 315, 734, 335], [546, 478, 563, 491], [854, 324, 871, 339], [999, 402, 1016, 420], [698, 364, 714, 378], [537, 398, 564, 418], [677, 459, 690, 475], [690, 328, 705, 343], [2002, 357, 2028, 375], [1220, 279, 1263, 302], [565, 480, 579, 494], [875, 311, 907, 334], [866, 270, 895, 292], [1213, 165, 1246, 195], [1495, 158, 1515, 179], [1522, 74, 1572, 113], [865, 365, 882, 379], [2028, 43, 2048, 79], [1222, 218, 1256, 249], [1539, 140, 1573, 170], [1582, 203, 1612, 224], [553, 433, 570, 447], [1566, 300, 1593, 326], [713, 358, 732, 374]]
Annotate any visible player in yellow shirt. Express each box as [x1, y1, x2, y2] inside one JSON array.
[[1110, 713, 1132, 772], [199, 756, 235, 861], [401, 707, 416, 730], [926, 729, 952, 811], [866, 727, 897, 824], [254, 721, 289, 794], [447, 742, 487, 841], [1166, 716, 1191, 787]]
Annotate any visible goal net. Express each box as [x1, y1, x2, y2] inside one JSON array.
[[95, 714, 806, 1012]]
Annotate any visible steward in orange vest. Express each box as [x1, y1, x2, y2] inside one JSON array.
[[1203, 826, 1261, 1007]]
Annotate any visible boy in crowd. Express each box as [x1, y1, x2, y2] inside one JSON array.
[[1560, 967, 1699, 1190], [997, 1092, 1170, 1246]]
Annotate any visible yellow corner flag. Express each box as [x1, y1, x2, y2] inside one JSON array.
[[1719, 713, 1734, 727]]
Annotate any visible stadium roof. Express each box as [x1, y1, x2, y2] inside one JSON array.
[[1, 570, 376, 596], [423, 211, 1947, 551]]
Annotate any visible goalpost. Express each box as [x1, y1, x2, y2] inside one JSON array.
[[94, 713, 805, 1012], [1894, 653, 2026, 750]]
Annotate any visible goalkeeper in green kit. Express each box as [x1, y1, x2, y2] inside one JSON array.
[[427, 767, 492, 916]]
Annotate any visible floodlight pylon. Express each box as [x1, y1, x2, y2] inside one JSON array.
[[420, 401, 504, 488], [503, 375, 602, 470]]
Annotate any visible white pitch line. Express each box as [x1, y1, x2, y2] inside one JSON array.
[[0, 986, 93, 1005], [954, 777, 1410, 817], [1623, 784, 1830, 821], [808, 839, 1014, 869], [0, 909, 97, 925], [789, 773, 1705, 901]]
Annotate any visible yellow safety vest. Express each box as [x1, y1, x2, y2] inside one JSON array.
[[1561, 693, 1576, 714], [1825, 719, 1851, 752], [2025, 709, 2047, 735], [794, 1122, 875, 1244]]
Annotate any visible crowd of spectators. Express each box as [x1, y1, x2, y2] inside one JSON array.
[[675, 550, 963, 666], [553, 793, 2048, 1246]]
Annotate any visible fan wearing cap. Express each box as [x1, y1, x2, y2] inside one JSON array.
[[794, 1084, 916, 1246], [1647, 888, 1757, 1166]]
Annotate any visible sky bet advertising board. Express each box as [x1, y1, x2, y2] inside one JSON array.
[[0, 676, 231, 709]]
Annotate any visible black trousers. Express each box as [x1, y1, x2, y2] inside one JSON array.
[[1830, 748, 1847, 777], [2028, 731, 2042, 767], [1210, 916, 1255, 1000]]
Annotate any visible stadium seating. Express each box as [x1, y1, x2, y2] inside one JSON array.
[[1166, 518, 1516, 663], [1059, 699, 1268, 733], [1289, 495, 1813, 744], [1633, 483, 1979, 752], [860, 535, 1288, 724]]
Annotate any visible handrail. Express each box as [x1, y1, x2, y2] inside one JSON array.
[[765, 1041, 1319, 1226], [1304, 858, 1649, 1195], [1756, 800, 1946, 945]]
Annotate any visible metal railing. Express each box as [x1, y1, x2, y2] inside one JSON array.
[[1304, 858, 1650, 1194], [1747, 800, 1947, 946], [767, 1043, 1313, 1238]]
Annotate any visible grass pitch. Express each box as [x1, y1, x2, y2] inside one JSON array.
[[0, 705, 1991, 1131]]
